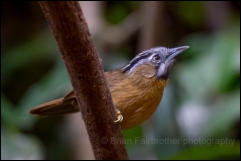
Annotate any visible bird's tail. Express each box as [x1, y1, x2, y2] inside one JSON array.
[[30, 97, 80, 117]]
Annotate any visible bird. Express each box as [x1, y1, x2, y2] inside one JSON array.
[[30, 46, 189, 130]]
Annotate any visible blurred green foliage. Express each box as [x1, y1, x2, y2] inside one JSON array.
[[104, 1, 139, 24], [1, 1, 240, 160], [171, 143, 240, 160], [174, 1, 205, 28]]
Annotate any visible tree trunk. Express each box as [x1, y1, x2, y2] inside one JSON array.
[[39, 1, 128, 160]]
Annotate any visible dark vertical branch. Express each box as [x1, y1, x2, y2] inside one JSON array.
[[39, 2, 128, 160], [138, 1, 165, 52]]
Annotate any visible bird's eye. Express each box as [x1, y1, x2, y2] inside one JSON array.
[[152, 55, 160, 62]]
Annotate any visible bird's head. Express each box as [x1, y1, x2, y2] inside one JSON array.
[[122, 46, 189, 79]]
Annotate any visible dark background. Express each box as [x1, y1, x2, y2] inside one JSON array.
[[1, 1, 240, 160]]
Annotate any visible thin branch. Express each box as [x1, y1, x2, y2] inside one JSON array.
[[39, 2, 128, 160]]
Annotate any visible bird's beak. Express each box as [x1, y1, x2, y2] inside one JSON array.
[[166, 46, 189, 63], [156, 46, 189, 79]]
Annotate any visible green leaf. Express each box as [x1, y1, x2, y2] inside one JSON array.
[[173, 2, 205, 28], [204, 91, 240, 136], [1, 95, 20, 133], [170, 142, 240, 160], [123, 125, 143, 150], [16, 59, 72, 129]]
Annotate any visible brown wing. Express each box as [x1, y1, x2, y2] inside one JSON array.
[[30, 69, 124, 117]]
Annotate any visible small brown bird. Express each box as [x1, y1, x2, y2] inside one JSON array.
[[30, 46, 189, 130]]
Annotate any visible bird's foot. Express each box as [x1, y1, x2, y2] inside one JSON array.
[[114, 109, 123, 123]]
